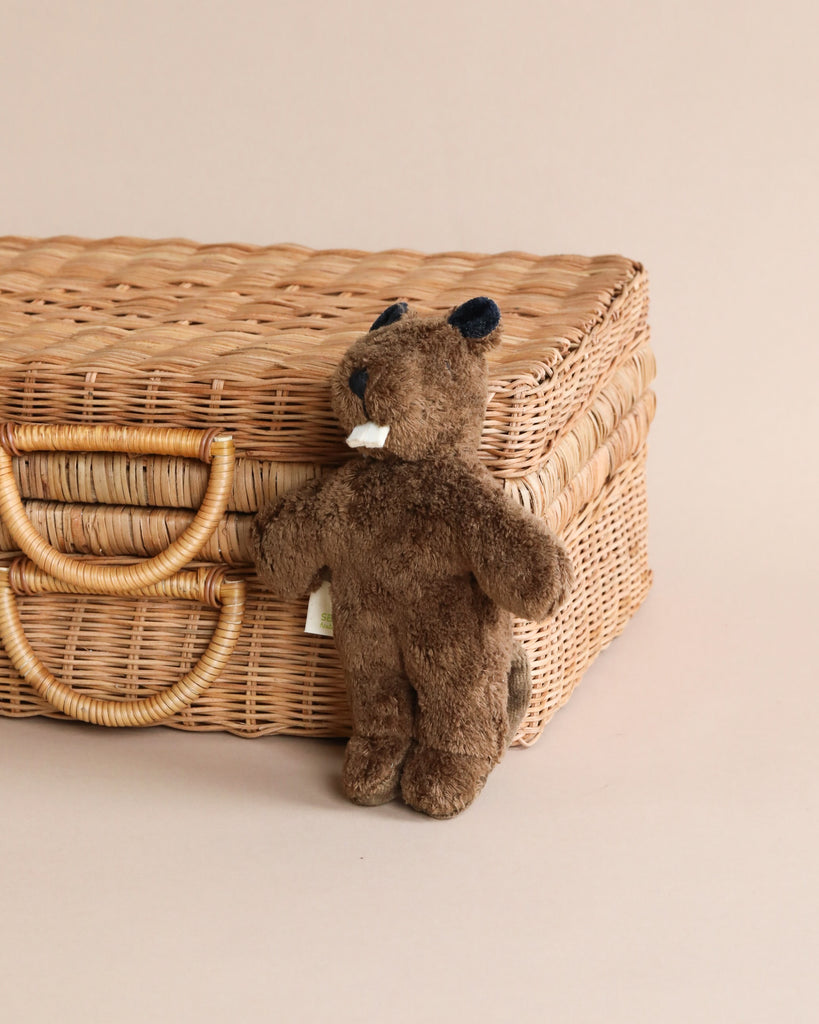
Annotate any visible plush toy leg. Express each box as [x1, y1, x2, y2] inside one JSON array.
[[400, 745, 496, 820], [339, 639, 415, 807], [399, 635, 512, 820], [343, 734, 412, 806]]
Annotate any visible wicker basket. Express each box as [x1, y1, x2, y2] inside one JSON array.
[[0, 237, 655, 745]]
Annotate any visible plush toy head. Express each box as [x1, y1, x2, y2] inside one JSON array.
[[330, 297, 502, 461]]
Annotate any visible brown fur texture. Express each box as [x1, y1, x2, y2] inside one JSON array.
[[252, 300, 574, 818]]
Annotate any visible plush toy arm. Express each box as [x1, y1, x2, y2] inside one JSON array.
[[251, 477, 330, 600], [464, 484, 575, 621]]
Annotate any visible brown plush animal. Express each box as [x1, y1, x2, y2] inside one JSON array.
[[252, 298, 574, 818]]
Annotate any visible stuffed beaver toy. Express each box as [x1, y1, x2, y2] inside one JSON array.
[[251, 297, 574, 818]]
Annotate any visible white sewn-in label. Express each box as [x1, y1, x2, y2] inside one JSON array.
[[305, 580, 334, 637]]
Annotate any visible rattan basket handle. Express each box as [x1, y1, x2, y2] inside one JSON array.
[[0, 559, 246, 727], [0, 423, 235, 594]]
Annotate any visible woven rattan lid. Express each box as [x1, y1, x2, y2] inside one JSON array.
[[0, 237, 648, 476]]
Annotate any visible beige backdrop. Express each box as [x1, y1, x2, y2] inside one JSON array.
[[1, 1, 818, 1022]]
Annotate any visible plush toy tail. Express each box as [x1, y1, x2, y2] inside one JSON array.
[[506, 641, 533, 746]]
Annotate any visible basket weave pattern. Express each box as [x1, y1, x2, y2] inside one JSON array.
[[0, 237, 655, 744], [0, 238, 647, 475]]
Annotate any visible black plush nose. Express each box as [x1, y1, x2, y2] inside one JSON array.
[[348, 367, 368, 401]]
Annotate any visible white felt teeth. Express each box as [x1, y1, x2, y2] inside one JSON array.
[[346, 421, 391, 449]]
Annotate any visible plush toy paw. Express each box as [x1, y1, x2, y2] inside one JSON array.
[[342, 734, 412, 806], [400, 745, 495, 819], [542, 539, 576, 618]]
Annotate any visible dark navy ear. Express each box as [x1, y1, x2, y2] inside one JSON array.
[[369, 301, 408, 332], [447, 297, 501, 345]]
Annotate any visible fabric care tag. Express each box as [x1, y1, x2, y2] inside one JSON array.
[[305, 580, 334, 637]]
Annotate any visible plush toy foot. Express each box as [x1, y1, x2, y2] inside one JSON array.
[[400, 744, 495, 819], [342, 735, 411, 806]]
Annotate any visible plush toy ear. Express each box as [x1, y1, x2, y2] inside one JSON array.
[[369, 301, 408, 332], [447, 297, 501, 350]]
